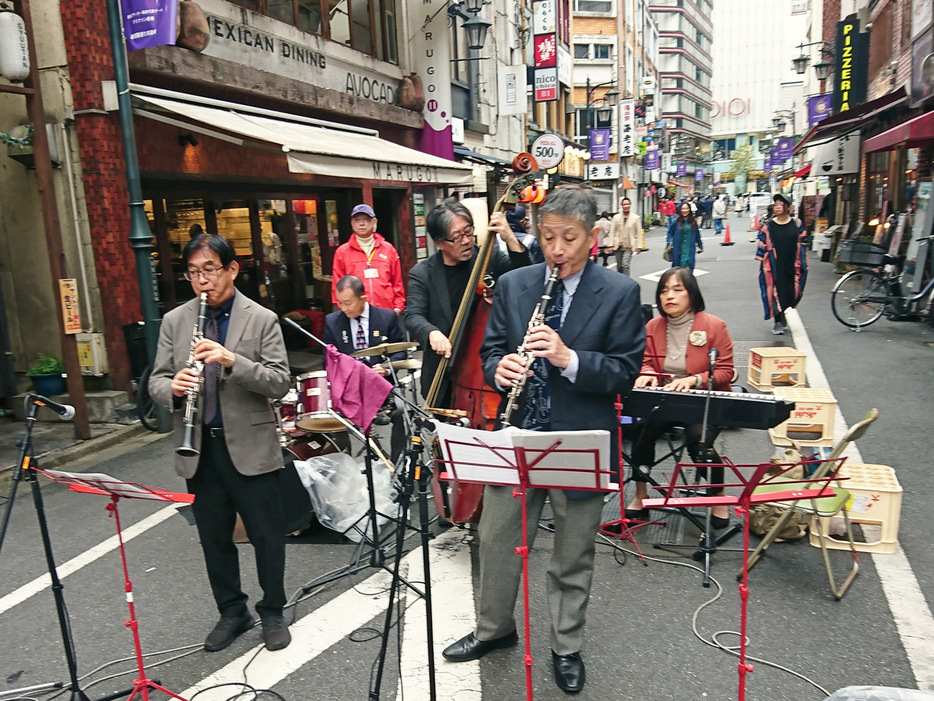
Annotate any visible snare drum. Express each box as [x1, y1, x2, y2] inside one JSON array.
[[296, 371, 347, 434], [271, 388, 299, 441]]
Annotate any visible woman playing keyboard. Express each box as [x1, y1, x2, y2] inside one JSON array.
[[626, 267, 735, 527]]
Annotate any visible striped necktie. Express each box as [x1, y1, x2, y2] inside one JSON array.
[[520, 280, 564, 431]]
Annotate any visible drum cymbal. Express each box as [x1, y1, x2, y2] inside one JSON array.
[[388, 358, 422, 371], [296, 417, 348, 434], [350, 341, 419, 358]]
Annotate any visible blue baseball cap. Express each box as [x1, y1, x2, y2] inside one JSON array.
[[351, 204, 376, 218]]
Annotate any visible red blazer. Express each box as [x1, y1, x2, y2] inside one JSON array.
[[641, 311, 734, 391]]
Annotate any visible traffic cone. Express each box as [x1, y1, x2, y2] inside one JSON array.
[[640, 227, 648, 251], [721, 222, 734, 246]]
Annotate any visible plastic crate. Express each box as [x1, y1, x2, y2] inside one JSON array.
[[838, 239, 886, 267], [810, 463, 902, 554], [768, 387, 836, 447], [747, 347, 807, 392]]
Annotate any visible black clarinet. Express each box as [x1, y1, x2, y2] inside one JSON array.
[[177, 293, 209, 457]]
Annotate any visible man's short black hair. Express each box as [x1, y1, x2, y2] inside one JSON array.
[[426, 199, 474, 243], [655, 267, 706, 318], [182, 233, 236, 268], [335, 274, 365, 297]]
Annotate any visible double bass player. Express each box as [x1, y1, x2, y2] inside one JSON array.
[[441, 185, 645, 694]]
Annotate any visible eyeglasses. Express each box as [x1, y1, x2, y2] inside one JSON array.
[[184, 266, 225, 281], [442, 227, 474, 244]]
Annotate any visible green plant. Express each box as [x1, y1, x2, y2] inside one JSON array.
[[26, 354, 65, 376]]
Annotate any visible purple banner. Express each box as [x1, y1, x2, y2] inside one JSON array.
[[776, 137, 794, 161], [764, 158, 772, 173], [676, 162, 687, 177], [807, 94, 833, 128], [644, 150, 659, 170], [770, 147, 781, 166], [122, 0, 178, 52], [694, 168, 705, 181], [589, 128, 611, 161]]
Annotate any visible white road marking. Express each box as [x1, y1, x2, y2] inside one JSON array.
[[0, 504, 182, 616], [787, 308, 934, 691], [397, 529, 481, 700], [641, 268, 709, 283]]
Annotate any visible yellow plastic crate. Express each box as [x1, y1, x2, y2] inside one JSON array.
[[747, 347, 807, 392], [768, 387, 836, 447], [810, 463, 902, 554]]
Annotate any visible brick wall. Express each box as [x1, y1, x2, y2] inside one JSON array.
[[60, 2, 140, 393], [573, 17, 617, 34]]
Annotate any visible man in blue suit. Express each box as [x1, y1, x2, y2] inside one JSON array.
[[441, 185, 646, 694]]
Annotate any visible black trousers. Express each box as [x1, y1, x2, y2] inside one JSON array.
[[629, 421, 724, 492], [187, 430, 286, 620]]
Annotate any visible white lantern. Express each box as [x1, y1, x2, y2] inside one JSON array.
[[0, 6, 30, 83]]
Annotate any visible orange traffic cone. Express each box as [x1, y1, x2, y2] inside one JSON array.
[[721, 222, 734, 246]]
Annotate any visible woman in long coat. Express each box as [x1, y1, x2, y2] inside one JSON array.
[[666, 202, 703, 270], [756, 193, 808, 335]]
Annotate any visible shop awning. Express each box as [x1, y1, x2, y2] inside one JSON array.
[[453, 147, 512, 167], [622, 176, 636, 189], [132, 88, 473, 185], [793, 164, 811, 178], [793, 87, 908, 154], [863, 111, 934, 153]]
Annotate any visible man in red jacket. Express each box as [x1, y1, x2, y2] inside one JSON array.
[[330, 204, 406, 315]]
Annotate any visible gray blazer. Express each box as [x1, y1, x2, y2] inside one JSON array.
[[149, 292, 291, 479]]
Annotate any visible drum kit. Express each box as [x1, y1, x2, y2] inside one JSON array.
[[268, 340, 422, 536]]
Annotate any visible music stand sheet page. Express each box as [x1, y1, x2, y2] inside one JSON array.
[[434, 424, 610, 491]]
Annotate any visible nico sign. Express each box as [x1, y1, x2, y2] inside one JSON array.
[[530, 133, 564, 169], [534, 68, 558, 101]]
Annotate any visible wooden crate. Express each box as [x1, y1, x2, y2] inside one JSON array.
[[747, 347, 807, 392], [810, 463, 902, 554], [768, 387, 836, 447]]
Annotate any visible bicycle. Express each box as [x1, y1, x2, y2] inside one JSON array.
[[830, 234, 934, 331]]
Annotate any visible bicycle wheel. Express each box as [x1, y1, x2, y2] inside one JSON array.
[[136, 364, 159, 431], [831, 269, 887, 329]]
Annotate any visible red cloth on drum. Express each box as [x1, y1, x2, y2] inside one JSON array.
[[325, 345, 392, 433]]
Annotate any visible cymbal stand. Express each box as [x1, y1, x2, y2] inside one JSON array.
[[0, 398, 93, 701]]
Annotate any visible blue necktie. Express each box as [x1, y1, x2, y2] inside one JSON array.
[[521, 280, 564, 431], [355, 320, 367, 351], [202, 308, 222, 425]]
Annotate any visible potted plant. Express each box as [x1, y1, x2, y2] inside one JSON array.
[[26, 354, 66, 397]]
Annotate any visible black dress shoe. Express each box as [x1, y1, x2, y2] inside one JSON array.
[[552, 650, 585, 693], [623, 507, 650, 521], [442, 631, 518, 662], [204, 613, 254, 652], [711, 514, 731, 530]]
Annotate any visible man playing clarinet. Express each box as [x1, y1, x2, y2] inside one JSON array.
[[441, 185, 645, 694]]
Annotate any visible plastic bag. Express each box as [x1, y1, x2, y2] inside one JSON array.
[[292, 452, 397, 542]]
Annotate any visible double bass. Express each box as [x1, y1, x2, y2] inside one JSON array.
[[425, 154, 539, 524]]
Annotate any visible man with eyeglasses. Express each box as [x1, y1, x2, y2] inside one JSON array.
[[404, 200, 531, 406], [149, 233, 293, 653]]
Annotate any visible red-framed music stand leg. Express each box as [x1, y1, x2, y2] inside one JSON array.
[[512, 452, 534, 701], [106, 496, 188, 701]]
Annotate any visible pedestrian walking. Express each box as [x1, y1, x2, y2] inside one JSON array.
[[610, 197, 641, 276], [595, 211, 614, 268], [149, 233, 293, 653], [756, 194, 808, 335], [666, 202, 703, 270], [713, 195, 727, 235]]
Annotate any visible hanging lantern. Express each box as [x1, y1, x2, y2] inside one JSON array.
[[518, 184, 546, 204], [0, 5, 30, 83]]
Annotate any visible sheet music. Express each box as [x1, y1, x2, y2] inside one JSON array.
[[44, 470, 167, 499], [434, 424, 612, 491]]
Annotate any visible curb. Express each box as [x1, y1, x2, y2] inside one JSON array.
[[0, 423, 160, 493]]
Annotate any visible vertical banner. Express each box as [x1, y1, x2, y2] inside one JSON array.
[[619, 99, 635, 157], [644, 150, 659, 171], [807, 94, 833, 127], [676, 162, 687, 177], [832, 15, 868, 114], [122, 0, 179, 51], [411, 0, 453, 158], [589, 128, 611, 161], [764, 158, 773, 173], [533, 0, 558, 103], [694, 168, 705, 181], [498, 65, 528, 116], [58, 279, 81, 334], [776, 137, 794, 161]]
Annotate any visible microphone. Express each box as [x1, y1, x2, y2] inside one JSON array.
[[28, 393, 76, 420], [708, 348, 718, 375]]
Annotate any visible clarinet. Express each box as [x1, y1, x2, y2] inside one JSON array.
[[177, 292, 209, 457], [500, 264, 562, 427]]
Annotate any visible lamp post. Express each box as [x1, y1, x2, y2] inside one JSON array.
[[791, 40, 834, 79]]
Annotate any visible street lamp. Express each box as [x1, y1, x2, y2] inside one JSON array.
[[448, 0, 490, 50], [790, 41, 835, 80]]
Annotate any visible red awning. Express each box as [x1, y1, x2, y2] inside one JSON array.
[[863, 111, 934, 153], [793, 164, 812, 178], [793, 87, 908, 154]]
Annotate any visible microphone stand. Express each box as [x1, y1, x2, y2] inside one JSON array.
[[283, 318, 438, 700]]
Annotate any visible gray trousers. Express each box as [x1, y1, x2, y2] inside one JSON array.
[[475, 484, 604, 654], [614, 248, 633, 276]]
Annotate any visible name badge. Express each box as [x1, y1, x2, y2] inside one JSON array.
[[364, 268, 379, 279]]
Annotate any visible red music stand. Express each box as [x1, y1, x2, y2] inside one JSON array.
[[435, 423, 616, 701], [643, 456, 846, 701], [39, 469, 194, 701]]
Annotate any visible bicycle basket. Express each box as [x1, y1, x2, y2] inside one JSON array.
[[838, 240, 886, 266]]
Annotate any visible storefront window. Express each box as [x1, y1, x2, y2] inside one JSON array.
[[328, 0, 351, 46], [258, 199, 290, 282], [350, 0, 373, 55]]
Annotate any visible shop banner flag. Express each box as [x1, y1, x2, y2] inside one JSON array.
[[122, 0, 178, 52], [694, 168, 705, 181], [676, 162, 687, 177], [644, 150, 659, 170], [776, 137, 794, 161], [589, 128, 611, 161], [764, 158, 772, 173], [807, 94, 832, 128], [411, 0, 454, 157], [619, 99, 635, 157]]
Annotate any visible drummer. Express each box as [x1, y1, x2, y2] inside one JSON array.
[[325, 274, 407, 458]]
